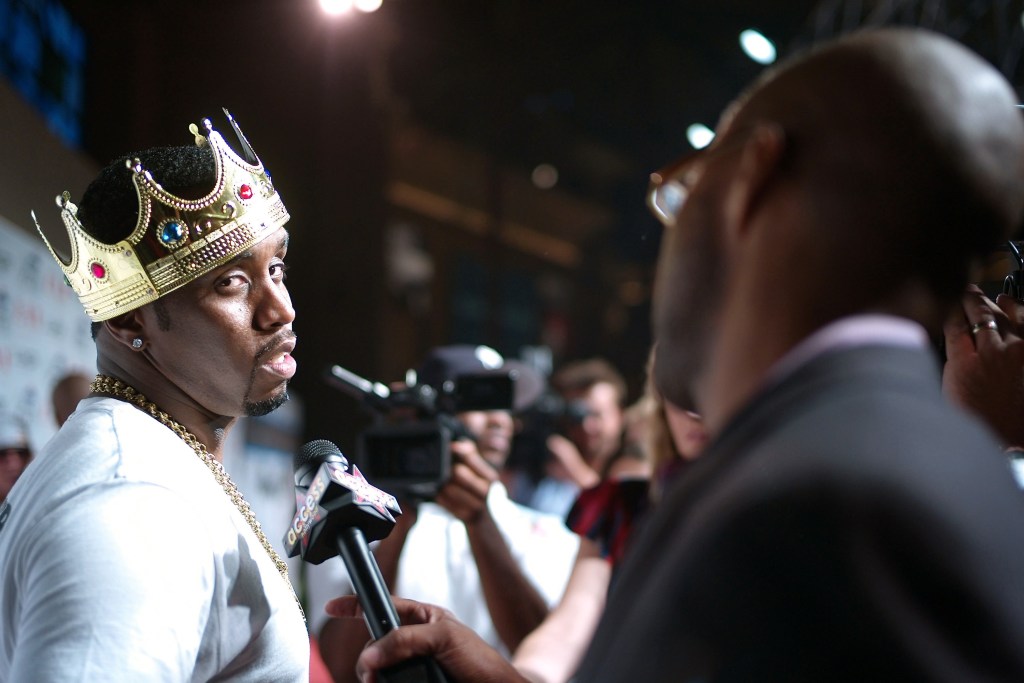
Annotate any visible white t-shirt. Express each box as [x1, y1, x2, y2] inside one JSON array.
[[306, 482, 580, 655], [0, 397, 309, 681]]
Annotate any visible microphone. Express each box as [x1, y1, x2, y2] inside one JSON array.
[[293, 438, 347, 490], [325, 364, 395, 413], [286, 439, 448, 682]]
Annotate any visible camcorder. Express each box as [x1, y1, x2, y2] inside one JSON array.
[[972, 240, 1024, 301], [503, 391, 596, 486], [325, 364, 517, 501], [1001, 241, 1023, 300]]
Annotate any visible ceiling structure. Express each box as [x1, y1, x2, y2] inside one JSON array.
[[58, 0, 1024, 266], [40, 0, 1024, 439], [368, 0, 1024, 259]]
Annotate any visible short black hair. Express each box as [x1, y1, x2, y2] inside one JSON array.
[[77, 144, 216, 243], [82, 144, 215, 337]]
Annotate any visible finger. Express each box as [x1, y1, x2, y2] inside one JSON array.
[[353, 600, 458, 682], [546, 433, 583, 462], [969, 319, 1002, 350], [960, 290, 1004, 351], [448, 459, 494, 492], [357, 626, 432, 680], [449, 441, 498, 479], [390, 596, 453, 624], [357, 619, 460, 681], [995, 292, 1024, 333], [325, 594, 365, 619], [943, 299, 974, 357], [325, 594, 444, 623], [435, 478, 487, 514]]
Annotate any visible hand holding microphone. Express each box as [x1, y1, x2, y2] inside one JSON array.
[[285, 439, 449, 682]]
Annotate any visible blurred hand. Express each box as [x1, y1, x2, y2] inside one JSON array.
[[325, 595, 528, 683], [545, 433, 600, 489], [434, 440, 497, 524], [942, 285, 1024, 449]]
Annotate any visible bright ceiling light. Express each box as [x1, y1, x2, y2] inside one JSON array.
[[320, 0, 354, 15], [354, 0, 383, 12], [739, 29, 777, 65], [686, 123, 715, 150]]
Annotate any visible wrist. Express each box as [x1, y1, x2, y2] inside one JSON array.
[[463, 503, 496, 531]]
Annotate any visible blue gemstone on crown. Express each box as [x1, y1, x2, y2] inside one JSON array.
[[160, 220, 186, 245]]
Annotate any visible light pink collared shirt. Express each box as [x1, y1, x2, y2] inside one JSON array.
[[763, 314, 929, 391]]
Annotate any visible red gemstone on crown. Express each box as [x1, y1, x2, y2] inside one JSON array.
[[239, 184, 253, 200], [90, 262, 106, 279]]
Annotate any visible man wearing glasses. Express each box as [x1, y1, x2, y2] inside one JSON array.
[[328, 26, 1024, 682]]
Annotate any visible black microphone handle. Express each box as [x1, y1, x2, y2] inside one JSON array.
[[335, 527, 450, 683], [335, 526, 400, 638]]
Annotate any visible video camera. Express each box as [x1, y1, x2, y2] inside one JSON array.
[[325, 364, 517, 500], [972, 240, 1024, 302], [503, 390, 596, 486]]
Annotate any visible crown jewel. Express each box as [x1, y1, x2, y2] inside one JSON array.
[[33, 111, 290, 322]]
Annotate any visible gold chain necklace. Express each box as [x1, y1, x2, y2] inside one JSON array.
[[90, 374, 304, 620]]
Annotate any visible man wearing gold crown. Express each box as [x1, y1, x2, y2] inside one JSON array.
[[0, 113, 310, 680]]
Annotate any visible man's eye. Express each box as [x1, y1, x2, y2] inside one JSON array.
[[271, 263, 289, 280]]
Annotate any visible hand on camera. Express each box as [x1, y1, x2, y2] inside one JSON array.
[[943, 284, 1024, 450], [545, 433, 600, 489], [434, 440, 497, 524]]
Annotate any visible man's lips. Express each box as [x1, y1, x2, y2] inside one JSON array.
[[260, 335, 298, 380]]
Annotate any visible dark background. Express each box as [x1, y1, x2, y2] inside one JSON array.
[[25, 0, 1024, 449]]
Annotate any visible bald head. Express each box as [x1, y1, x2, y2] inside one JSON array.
[[652, 27, 1024, 427], [731, 28, 1024, 308]]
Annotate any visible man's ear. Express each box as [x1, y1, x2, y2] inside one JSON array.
[[722, 122, 786, 243], [102, 309, 146, 351]]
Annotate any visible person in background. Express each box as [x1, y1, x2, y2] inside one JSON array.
[[0, 413, 31, 504], [0, 113, 308, 680], [308, 345, 580, 682], [512, 351, 709, 683], [50, 371, 92, 428], [330, 27, 1024, 682], [517, 358, 628, 518]]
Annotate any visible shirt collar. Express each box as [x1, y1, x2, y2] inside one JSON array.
[[764, 314, 929, 388]]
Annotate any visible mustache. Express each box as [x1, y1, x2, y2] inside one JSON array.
[[253, 329, 297, 366]]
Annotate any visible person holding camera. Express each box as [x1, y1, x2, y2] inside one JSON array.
[[327, 27, 1024, 682], [511, 358, 630, 519], [307, 345, 580, 682]]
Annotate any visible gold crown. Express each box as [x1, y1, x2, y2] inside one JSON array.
[[33, 112, 290, 322]]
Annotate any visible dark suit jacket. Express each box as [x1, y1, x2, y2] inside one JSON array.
[[575, 344, 1024, 682]]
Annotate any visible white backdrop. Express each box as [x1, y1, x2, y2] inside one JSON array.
[[0, 214, 95, 450]]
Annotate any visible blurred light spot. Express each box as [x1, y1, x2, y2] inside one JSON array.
[[686, 123, 715, 150], [355, 0, 383, 12], [532, 163, 559, 189], [739, 29, 777, 65], [619, 280, 647, 306], [320, 0, 354, 15]]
